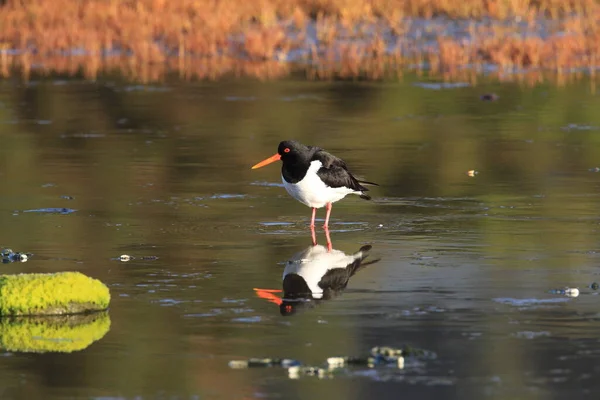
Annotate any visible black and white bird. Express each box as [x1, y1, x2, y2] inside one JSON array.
[[278, 244, 379, 316], [251, 140, 378, 228]]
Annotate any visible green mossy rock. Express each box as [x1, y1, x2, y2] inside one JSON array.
[[0, 312, 110, 353], [0, 272, 110, 316]]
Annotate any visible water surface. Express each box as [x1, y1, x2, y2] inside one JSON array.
[[0, 76, 599, 399]]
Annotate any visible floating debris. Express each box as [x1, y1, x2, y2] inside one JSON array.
[[228, 358, 301, 369], [565, 288, 580, 297], [288, 366, 330, 379], [467, 170, 478, 177], [1, 248, 30, 263], [229, 345, 433, 379], [371, 346, 403, 357], [113, 255, 158, 262], [326, 355, 404, 369], [21, 208, 76, 215], [589, 167, 600, 173], [590, 282, 599, 290], [549, 287, 579, 297], [60, 195, 74, 200], [480, 93, 499, 101]]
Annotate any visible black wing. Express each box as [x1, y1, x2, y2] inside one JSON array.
[[318, 268, 352, 292], [318, 244, 380, 297], [313, 150, 369, 193]]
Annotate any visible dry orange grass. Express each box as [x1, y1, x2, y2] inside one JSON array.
[[0, 0, 598, 83]]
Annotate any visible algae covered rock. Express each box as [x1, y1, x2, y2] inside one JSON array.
[[0, 271, 110, 316], [0, 312, 110, 353]]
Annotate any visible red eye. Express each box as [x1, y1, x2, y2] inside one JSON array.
[[284, 148, 290, 153]]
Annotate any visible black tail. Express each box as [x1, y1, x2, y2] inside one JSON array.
[[356, 179, 377, 200], [358, 180, 379, 186], [348, 245, 380, 276]]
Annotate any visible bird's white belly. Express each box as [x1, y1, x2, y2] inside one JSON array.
[[283, 246, 353, 299], [282, 161, 355, 208]]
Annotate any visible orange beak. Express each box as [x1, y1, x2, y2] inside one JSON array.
[[251, 153, 281, 169], [253, 288, 283, 305]]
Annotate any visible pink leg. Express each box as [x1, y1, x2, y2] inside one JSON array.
[[310, 225, 317, 246], [310, 207, 317, 228], [323, 202, 332, 228], [324, 226, 332, 252]]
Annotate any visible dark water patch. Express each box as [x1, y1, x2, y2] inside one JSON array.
[[60, 132, 106, 138], [513, 331, 551, 339], [225, 96, 257, 102], [413, 82, 470, 90], [112, 254, 160, 262], [480, 93, 499, 101], [250, 181, 285, 188], [376, 197, 488, 212], [561, 123, 599, 132], [155, 298, 189, 306], [184, 309, 224, 318], [259, 222, 295, 226], [20, 207, 77, 215], [384, 306, 448, 318], [280, 94, 323, 102], [493, 297, 571, 307], [222, 298, 248, 304], [232, 316, 262, 323], [210, 194, 248, 199], [120, 85, 171, 92]]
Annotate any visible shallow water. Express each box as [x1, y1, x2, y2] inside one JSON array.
[[0, 76, 600, 399]]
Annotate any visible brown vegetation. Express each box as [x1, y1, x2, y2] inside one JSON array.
[[0, 0, 599, 83]]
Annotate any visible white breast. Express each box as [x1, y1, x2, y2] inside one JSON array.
[[282, 160, 356, 209], [283, 245, 357, 299]]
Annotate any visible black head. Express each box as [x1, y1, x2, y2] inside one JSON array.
[[277, 140, 314, 164], [279, 298, 317, 316], [251, 140, 317, 173]]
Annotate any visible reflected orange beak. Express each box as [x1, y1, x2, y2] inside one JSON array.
[[251, 153, 281, 169], [253, 288, 283, 305]]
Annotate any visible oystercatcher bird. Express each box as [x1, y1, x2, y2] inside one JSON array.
[[251, 140, 378, 228], [254, 244, 380, 316]]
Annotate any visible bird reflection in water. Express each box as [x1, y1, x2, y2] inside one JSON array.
[[254, 231, 379, 316]]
